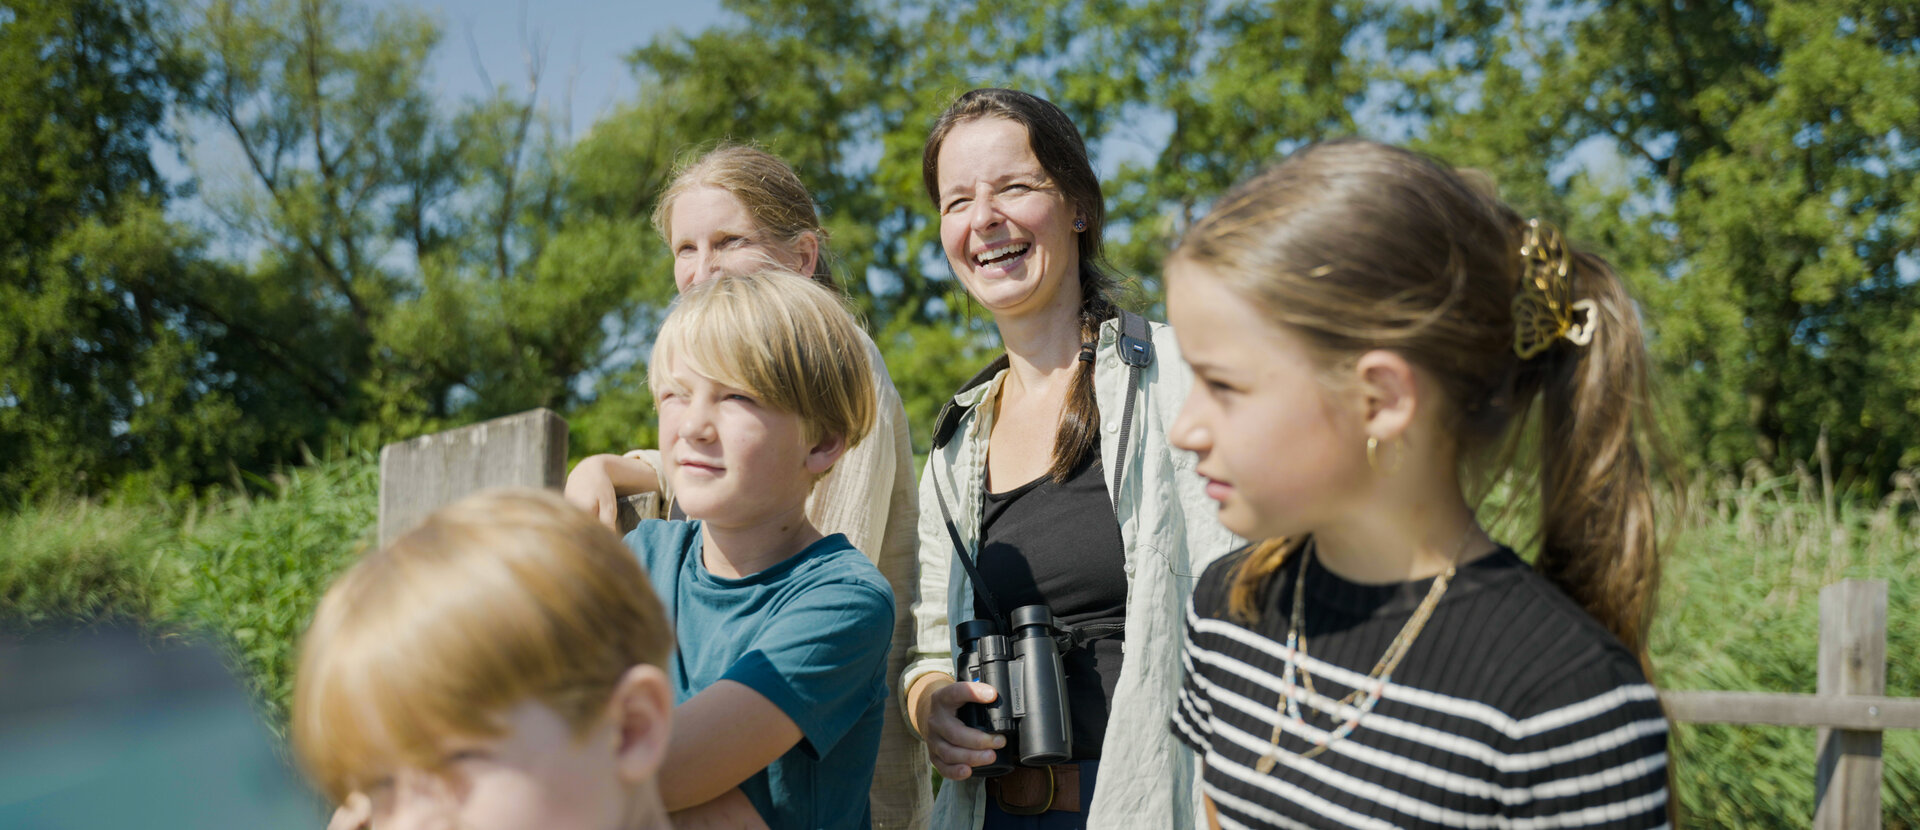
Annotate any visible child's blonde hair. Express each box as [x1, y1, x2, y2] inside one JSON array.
[[648, 269, 876, 453], [291, 488, 673, 802]]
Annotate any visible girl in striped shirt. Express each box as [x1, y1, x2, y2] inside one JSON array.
[[1162, 140, 1671, 829]]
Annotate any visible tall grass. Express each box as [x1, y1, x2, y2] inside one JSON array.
[[1654, 464, 1919, 827], [1, 452, 1914, 825], [0, 450, 376, 734]]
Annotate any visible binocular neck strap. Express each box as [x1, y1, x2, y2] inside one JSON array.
[[932, 468, 1009, 631]]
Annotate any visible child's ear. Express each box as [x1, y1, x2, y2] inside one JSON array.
[[790, 232, 821, 278], [1354, 349, 1418, 444], [610, 664, 674, 784], [804, 431, 847, 476]]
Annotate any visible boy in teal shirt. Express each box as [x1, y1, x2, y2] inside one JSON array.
[[628, 270, 893, 830]]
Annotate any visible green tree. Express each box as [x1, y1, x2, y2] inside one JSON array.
[[185, 0, 650, 443], [1388, 0, 1920, 487], [0, 0, 255, 505]]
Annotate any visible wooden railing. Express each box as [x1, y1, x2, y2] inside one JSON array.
[[1660, 580, 1913, 829]]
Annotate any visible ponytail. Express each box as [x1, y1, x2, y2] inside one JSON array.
[[1522, 251, 1665, 663]]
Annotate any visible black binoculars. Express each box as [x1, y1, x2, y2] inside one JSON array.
[[954, 605, 1073, 777]]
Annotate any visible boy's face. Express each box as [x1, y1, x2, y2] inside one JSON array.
[[359, 701, 637, 830], [658, 355, 831, 527]]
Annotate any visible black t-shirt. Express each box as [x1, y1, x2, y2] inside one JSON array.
[[973, 445, 1127, 761]]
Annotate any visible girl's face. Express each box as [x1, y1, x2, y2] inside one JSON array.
[[1167, 261, 1370, 541], [933, 117, 1083, 322], [668, 187, 813, 292]]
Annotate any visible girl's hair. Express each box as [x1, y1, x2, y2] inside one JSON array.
[[1174, 139, 1664, 661], [291, 488, 673, 802], [652, 144, 837, 290], [649, 268, 876, 454], [922, 88, 1121, 483]]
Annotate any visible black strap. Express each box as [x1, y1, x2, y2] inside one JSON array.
[[930, 469, 1007, 631], [1108, 311, 1153, 518], [933, 354, 1009, 450]]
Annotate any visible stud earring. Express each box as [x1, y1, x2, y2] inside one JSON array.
[[1073, 217, 1087, 232]]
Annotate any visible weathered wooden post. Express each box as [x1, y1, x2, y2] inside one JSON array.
[[377, 409, 569, 546], [1814, 579, 1888, 830]]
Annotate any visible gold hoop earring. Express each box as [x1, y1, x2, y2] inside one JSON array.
[[1366, 436, 1404, 473]]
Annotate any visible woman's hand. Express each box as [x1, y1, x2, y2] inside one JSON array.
[[909, 674, 1006, 780], [563, 455, 622, 528]]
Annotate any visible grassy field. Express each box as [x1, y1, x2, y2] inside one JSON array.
[[1, 451, 1914, 825]]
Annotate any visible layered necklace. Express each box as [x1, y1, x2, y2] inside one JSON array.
[[1255, 526, 1477, 772]]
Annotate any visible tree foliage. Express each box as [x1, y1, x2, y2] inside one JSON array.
[[4, 0, 1915, 503], [0, 0, 234, 506]]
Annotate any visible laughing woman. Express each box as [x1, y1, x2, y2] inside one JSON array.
[[899, 88, 1241, 830]]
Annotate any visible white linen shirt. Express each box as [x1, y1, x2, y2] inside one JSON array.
[[901, 317, 1244, 830]]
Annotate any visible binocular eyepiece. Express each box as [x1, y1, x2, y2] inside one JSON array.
[[954, 605, 1073, 776]]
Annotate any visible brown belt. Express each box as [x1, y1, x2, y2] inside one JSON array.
[[986, 764, 1083, 815]]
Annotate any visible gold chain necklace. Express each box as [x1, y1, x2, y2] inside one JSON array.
[[1255, 526, 1476, 772]]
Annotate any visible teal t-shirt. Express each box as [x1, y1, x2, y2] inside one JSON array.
[[626, 520, 893, 830]]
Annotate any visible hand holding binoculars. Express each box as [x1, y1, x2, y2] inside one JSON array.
[[954, 605, 1074, 777]]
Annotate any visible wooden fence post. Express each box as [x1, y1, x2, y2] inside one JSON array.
[[376, 409, 569, 546], [1814, 579, 1888, 830]]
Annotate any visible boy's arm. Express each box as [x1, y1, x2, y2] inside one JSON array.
[[662, 577, 893, 811], [658, 681, 803, 810], [669, 785, 773, 830]]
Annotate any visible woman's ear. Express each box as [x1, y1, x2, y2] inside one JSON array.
[[611, 664, 674, 784], [804, 431, 848, 476], [1353, 349, 1418, 444]]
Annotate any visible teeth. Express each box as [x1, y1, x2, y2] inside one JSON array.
[[975, 243, 1029, 266]]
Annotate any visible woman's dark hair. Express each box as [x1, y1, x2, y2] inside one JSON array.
[[922, 88, 1119, 482]]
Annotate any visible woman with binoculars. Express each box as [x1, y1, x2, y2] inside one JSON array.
[[900, 88, 1240, 830]]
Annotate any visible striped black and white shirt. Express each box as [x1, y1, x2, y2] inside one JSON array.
[[1172, 545, 1668, 829]]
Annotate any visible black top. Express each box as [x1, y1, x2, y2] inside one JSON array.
[[974, 445, 1127, 761], [1172, 543, 1669, 829]]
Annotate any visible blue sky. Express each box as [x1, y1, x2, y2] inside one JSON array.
[[414, 0, 729, 137], [163, 0, 732, 253]]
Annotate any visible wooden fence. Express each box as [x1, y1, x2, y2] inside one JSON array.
[[380, 409, 1913, 827], [1660, 579, 1914, 829]]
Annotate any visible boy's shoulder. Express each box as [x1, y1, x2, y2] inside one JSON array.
[[777, 533, 892, 603], [623, 518, 702, 571]]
